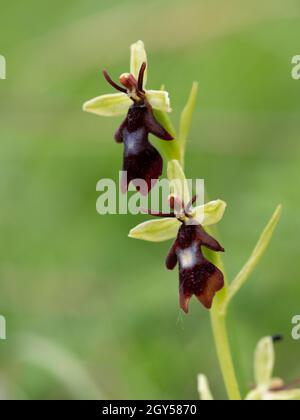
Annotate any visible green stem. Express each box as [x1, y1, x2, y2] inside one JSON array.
[[210, 303, 241, 400], [207, 252, 241, 400], [156, 104, 241, 400]]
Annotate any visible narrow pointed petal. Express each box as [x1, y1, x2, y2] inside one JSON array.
[[129, 218, 181, 242], [193, 200, 227, 227], [83, 93, 131, 117], [167, 160, 191, 209], [255, 337, 275, 388], [197, 374, 214, 401], [146, 90, 172, 113], [130, 40, 148, 86]]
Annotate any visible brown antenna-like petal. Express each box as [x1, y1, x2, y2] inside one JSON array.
[[103, 70, 127, 93]]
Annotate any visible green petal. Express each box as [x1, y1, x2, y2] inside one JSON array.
[[197, 374, 214, 401], [130, 40, 147, 87], [221, 205, 282, 314], [264, 390, 300, 401], [83, 93, 131, 117], [193, 200, 227, 227], [167, 160, 190, 208], [146, 90, 172, 113], [255, 337, 275, 387], [129, 218, 180, 242], [179, 82, 199, 164]]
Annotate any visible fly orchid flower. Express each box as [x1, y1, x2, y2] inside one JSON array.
[[83, 40, 173, 195], [129, 160, 226, 313], [198, 336, 300, 400], [245, 336, 300, 401]]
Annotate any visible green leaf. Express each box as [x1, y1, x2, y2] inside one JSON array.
[[179, 82, 199, 165], [221, 205, 282, 314]]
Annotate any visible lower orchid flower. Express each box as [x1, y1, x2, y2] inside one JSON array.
[[129, 160, 227, 313], [245, 336, 300, 400], [198, 336, 300, 400]]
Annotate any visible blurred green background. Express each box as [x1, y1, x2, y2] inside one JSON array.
[[0, 0, 300, 400]]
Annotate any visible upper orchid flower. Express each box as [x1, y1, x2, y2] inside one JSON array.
[[129, 160, 227, 313], [83, 41, 173, 194]]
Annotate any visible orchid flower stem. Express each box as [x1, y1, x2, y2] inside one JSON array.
[[210, 301, 241, 400], [207, 250, 241, 400], [156, 83, 241, 400]]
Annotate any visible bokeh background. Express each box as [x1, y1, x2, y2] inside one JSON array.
[[0, 0, 300, 400]]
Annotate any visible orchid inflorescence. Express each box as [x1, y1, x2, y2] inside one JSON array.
[[83, 40, 226, 312], [83, 41, 298, 400]]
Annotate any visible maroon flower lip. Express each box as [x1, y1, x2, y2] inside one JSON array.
[[166, 223, 224, 313], [103, 64, 173, 195]]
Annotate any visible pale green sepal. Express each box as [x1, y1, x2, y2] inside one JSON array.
[[130, 40, 148, 87], [193, 200, 227, 227], [146, 90, 171, 113], [83, 93, 131, 117], [129, 218, 180, 242]]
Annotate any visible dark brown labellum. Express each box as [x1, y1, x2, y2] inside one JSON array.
[[166, 224, 224, 313], [117, 103, 173, 195], [103, 64, 173, 195]]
